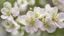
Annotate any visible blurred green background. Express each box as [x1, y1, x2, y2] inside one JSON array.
[[0, 0, 64, 36]]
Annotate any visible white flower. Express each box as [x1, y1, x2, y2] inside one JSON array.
[[1, 2, 13, 19], [39, 13, 57, 33], [45, 4, 58, 15], [16, 0, 28, 12], [1, 3, 12, 20], [44, 4, 63, 29], [27, 0, 35, 5], [3, 2, 12, 9], [52, 12, 64, 28], [1, 7, 12, 20], [2, 20, 20, 32], [45, 17, 57, 33], [1, 5, 19, 20], [2, 20, 20, 35], [33, 7, 44, 18], [1, 11, 14, 22], [44, 4, 64, 29], [36, 4, 59, 33], [16, 11, 42, 34], [1, 8, 20, 29], [26, 11, 43, 29]]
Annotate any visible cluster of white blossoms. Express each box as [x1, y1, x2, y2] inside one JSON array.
[[1, 0, 64, 36]]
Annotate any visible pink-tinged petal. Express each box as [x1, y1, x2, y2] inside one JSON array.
[[45, 17, 53, 23], [51, 7, 58, 14], [39, 26, 46, 31], [46, 23, 57, 33], [34, 18, 45, 31], [57, 21, 64, 28], [57, 12, 64, 20], [11, 7, 19, 17], [54, 22, 62, 28], [7, 16, 14, 22], [25, 26, 36, 34], [34, 18, 42, 28], [48, 7, 58, 15]]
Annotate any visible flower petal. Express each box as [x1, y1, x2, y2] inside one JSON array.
[[34, 18, 42, 28], [27, 11, 34, 18], [1, 15, 8, 19], [57, 21, 64, 28], [45, 4, 51, 11], [25, 26, 34, 34], [34, 18, 45, 31], [34, 7, 44, 15], [51, 7, 58, 14], [4, 2, 11, 9], [11, 7, 19, 17], [46, 23, 57, 33], [6, 28, 12, 32], [1, 8, 9, 15], [45, 4, 58, 15], [7, 16, 14, 22], [16, 15, 27, 25], [57, 12, 64, 20]]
